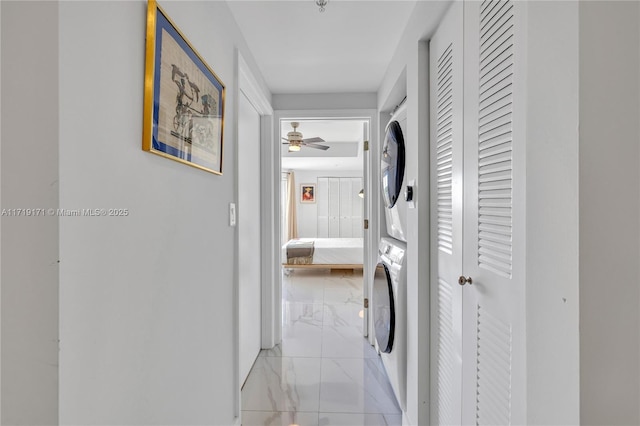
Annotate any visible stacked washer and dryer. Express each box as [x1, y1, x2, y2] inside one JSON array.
[[373, 101, 409, 411]]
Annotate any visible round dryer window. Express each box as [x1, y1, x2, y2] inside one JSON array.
[[381, 120, 406, 209], [373, 263, 395, 353]]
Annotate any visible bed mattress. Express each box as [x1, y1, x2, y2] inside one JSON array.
[[282, 237, 363, 265]]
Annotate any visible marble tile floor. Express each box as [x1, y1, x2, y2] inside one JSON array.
[[242, 269, 402, 426]]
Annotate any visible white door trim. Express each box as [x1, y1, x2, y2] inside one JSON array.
[[236, 51, 273, 422], [238, 90, 262, 386], [271, 108, 378, 346], [237, 54, 278, 352]]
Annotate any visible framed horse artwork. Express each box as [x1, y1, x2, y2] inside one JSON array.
[[142, 0, 225, 175]]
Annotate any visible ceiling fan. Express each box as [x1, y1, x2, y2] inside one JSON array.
[[282, 122, 330, 151]]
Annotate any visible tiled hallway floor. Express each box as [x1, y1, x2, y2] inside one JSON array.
[[241, 269, 402, 426]]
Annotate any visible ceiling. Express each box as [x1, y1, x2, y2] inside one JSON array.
[[226, 0, 419, 171], [226, 0, 418, 94], [280, 119, 367, 171]]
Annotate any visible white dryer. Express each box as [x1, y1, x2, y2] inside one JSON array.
[[373, 237, 407, 410], [381, 102, 408, 242]]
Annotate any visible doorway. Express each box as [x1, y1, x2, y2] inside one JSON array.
[[279, 117, 370, 337], [263, 111, 381, 345]]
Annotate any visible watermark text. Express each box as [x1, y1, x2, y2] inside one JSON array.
[[1, 208, 130, 217]]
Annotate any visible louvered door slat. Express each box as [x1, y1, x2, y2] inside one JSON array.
[[479, 170, 511, 184], [480, 21, 513, 58], [437, 43, 455, 254], [476, 305, 512, 426], [480, 2, 513, 39], [480, 119, 512, 139], [481, 26, 513, 63], [480, 57, 513, 88], [477, 0, 514, 280], [479, 102, 512, 125], [437, 279, 455, 425], [478, 241, 511, 257]]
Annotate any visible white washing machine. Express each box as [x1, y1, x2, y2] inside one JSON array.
[[373, 237, 407, 410], [381, 102, 408, 242]]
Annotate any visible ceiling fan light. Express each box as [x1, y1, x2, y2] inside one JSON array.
[[288, 144, 301, 152]]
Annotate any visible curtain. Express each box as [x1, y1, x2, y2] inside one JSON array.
[[286, 171, 298, 241]]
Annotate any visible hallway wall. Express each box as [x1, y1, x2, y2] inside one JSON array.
[[525, 2, 580, 423], [57, 1, 269, 424], [580, 2, 640, 424], [1, 2, 60, 424]]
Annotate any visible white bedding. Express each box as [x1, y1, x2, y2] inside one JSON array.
[[282, 238, 363, 265]]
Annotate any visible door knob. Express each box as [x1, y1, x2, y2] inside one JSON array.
[[458, 276, 473, 286]]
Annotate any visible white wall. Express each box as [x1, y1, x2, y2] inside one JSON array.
[[525, 2, 580, 424], [579, 2, 640, 425], [0, 3, 2, 420], [58, 1, 269, 424], [290, 169, 363, 238], [377, 2, 449, 425], [378, 2, 450, 114], [273, 93, 376, 110], [1, 2, 59, 424]]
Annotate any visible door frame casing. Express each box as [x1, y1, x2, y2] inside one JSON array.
[[235, 51, 273, 422], [237, 89, 263, 386], [269, 108, 379, 345]]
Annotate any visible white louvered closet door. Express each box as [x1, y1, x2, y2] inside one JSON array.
[[429, 2, 464, 425], [430, 1, 526, 425], [461, 1, 526, 425]]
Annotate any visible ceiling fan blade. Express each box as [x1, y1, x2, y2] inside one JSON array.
[[302, 142, 330, 150], [282, 137, 289, 141], [302, 137, 325, 143]]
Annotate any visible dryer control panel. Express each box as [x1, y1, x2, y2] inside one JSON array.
[[379, 238, 406, 266]]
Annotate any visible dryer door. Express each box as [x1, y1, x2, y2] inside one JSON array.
[[381, 120, 406, 209], [373, 262, 395, 353]]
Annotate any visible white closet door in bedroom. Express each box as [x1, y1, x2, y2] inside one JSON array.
[[317, 178, 329, 238], [328, 178, 341, 237], [349, 177, 363, 238], [339, 178, 353, 237], [430, 1, 527, 424], [317, 177, 363, 238]]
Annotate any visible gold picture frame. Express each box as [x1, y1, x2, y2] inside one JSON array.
[[142, 0, 225, 175]]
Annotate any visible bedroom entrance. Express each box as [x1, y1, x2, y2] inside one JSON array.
[[259, 110, 382, 351], [279, 117, 369, 337]]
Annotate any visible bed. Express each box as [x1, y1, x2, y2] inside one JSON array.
[[282, 237, 363, 270]]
